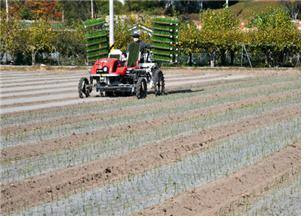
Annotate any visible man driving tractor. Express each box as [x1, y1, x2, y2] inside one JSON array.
[[129, 32, 151, 63], [78, 30, 165, 99]]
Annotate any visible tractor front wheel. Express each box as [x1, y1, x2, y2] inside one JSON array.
[[136, 77, 147, 99], [78, 77, 91, 98]]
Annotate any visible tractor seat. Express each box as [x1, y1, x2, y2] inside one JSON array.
[[127, 42, 140, 67]]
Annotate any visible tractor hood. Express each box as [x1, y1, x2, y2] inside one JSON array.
[[90, 58, 118, 74]]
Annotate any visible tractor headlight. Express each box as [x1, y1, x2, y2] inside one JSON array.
[[103, 66, 108, 73]]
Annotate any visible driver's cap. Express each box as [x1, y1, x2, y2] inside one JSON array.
[[132, 32, 140, 38]]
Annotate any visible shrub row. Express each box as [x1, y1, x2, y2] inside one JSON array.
[[178, 8, 300, 67], [0, 16, 86, 65], [0, 7, 300, 67]]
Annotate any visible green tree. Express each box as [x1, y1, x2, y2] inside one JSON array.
[[0, 14, 26, 63], [53, 22, 85, 65], [179, 21, 201, 65], [249, 7, 293, 30], [24, 19, 56, 65], [200, 8, 240, 65], [249, 7, 300, 66], [114, 19, 132, 51]]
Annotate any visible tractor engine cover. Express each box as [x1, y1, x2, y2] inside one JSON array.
[[90, 58, 127, 76]]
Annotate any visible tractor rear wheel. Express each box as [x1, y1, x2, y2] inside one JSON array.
[[78, 77, 91, 98], [153, 70, 165, 96], [136, 77, 147, 99]]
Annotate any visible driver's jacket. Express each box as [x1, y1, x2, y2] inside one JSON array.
[[128, 40, 151, 63]]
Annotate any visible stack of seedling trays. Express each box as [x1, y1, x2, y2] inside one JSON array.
[[84, 18, 109, 64], [151, 17, 179, 63]]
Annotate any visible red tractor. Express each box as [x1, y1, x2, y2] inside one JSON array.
[[78, 42, 165, 99]]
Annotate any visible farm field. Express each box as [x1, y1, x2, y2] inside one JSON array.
[[0, 67, 300, 215]]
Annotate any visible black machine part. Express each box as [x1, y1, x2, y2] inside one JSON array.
[[153, 69, 165, 96], [78, 77, 92, 98], [136, 77, 147, 99]]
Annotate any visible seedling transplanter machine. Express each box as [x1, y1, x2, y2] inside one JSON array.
[[78, 45, 165, 99], [78, 16, 179, 99]]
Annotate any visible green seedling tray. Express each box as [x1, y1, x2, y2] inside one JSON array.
[[153, 17, 179, 25], [151, 36, 175, 44], [151, 42, 177, 50], [87, 49, 109, 58], [86, 45, 109, 53], [85, 38, 108, 46], [85, 31, 108, 39], [84, 18, 105, 28], [152, 54, 174, 62], [152, 25, 178, 33], [151, 49, 176, 57]]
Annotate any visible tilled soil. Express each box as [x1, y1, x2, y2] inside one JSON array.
[[0, 73, 273, 119], [0, 68, 300, 215], [137, 143, 300, 216], [0, 105, 299, 214], [1, 79, 294, 136], [1, 87, 298, 163]]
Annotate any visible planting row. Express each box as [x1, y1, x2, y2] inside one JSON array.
[[244, 175, 300, 216], [1, 77, 297, 138], [0, 88, 299, 183], [1, 104, 298, 214], [1, 81, 298, 164], [0, 79, 299, 148], [18, 117, 300, 215], [137, 143, 300, 215], [0, 74, 298, 127]]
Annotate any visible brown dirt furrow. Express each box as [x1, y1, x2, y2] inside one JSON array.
[[137, 143, 300, 216], [0, 75, 260, 118], [1, 88, 298, 163], [0, 105, 299, 215], [0, 79, 291, 137]]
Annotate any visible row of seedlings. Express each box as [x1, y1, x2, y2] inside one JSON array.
[[151, 17, 179, 63], [83, 18, 109, 64]]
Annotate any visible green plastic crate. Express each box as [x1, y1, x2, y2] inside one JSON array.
[[151, 36, 175, 44], [151, 49, 175, 57], [85, 38, 108, 46], [152, 54, 175, 62], [86, 44, 109, 53], [151, 17, 179, 63], [153, 17, 179, 25], [151, 42, 177, 51], [84, 18, 105, 28], [85, 31, 108, 40], [83, 18, 109, 63], [153, 30, 178, 39], [152, 26, 178, 33], [87, 52, 108, 60]]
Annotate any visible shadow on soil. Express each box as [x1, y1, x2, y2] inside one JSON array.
[[164, 88, 205, 95], [92, 88, 206, 98]]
